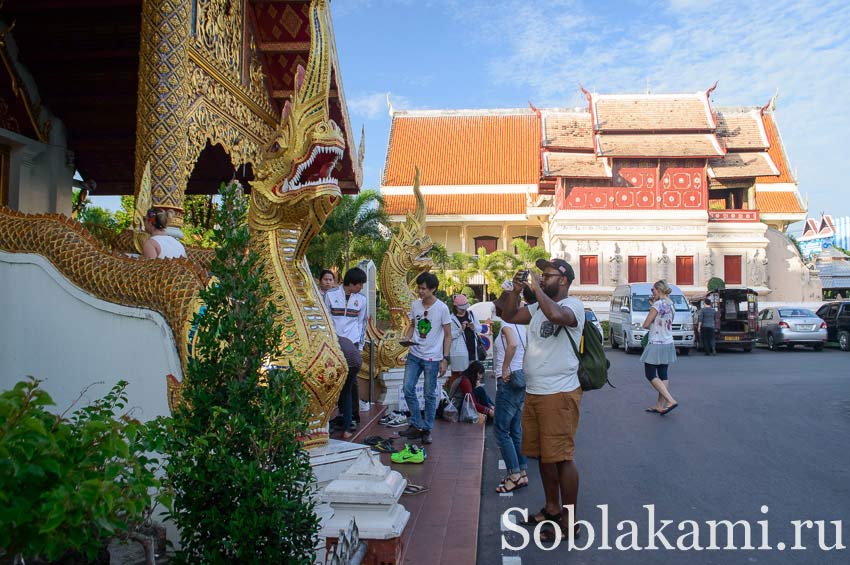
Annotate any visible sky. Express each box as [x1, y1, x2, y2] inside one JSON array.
[[327, 0, 850, 230]]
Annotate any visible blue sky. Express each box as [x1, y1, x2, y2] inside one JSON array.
[[329, 0, 850, 228]]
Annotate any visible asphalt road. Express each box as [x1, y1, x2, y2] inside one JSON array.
[[477, 344, 850, 565]]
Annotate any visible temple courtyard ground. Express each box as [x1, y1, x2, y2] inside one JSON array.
[[478, 345, 850, 565]]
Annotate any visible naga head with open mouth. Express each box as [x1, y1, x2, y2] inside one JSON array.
[[250, 0, 344, 224]]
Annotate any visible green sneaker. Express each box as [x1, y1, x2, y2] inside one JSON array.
[[391, 443, 426, 464]]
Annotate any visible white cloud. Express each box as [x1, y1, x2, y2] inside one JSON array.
[[348, 91, 412, 119], [447, 0, 850, 216]]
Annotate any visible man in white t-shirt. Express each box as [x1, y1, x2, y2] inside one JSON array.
[[401, 272, 451, 445], [496, 258, 585, 542]]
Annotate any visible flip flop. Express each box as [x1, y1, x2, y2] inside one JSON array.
[[363, 435, 385, 446], [660, 404, 679, 415], [495, 476, 527, 494], [522, 507, 561, 526], [403, 483, 429, 495], [645, 407, 660, 413]]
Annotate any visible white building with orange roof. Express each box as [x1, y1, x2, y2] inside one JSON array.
[[380, 88, 820, 301]]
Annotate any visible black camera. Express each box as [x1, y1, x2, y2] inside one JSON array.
[[518, 270, 529, 282]]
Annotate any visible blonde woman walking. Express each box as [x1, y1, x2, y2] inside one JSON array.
[[642, 280, 679, 415]]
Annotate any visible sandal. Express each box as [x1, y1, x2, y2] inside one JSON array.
[[495, 476, 527, 494], [539, 522, 582, 543], [522, 507, 561, 526], [403, 483, 430, 495]]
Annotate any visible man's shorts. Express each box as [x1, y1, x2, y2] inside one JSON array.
[[521, 388, 583, 463]]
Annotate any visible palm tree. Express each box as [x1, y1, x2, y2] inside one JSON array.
[[468, 247, 518, 300], [511, 237, 550, 268], [307, 190, 389, 273]]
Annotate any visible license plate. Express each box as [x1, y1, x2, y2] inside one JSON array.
[[796, 325, 814, 331], [724, 335, 740, 341]]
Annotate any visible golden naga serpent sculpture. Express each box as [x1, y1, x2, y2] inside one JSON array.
[[361, 166, 434, 383], [0, 0, 352, 447]]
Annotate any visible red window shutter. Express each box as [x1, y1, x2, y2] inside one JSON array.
[[724, 255, 742, 285], [580, 255, 599, 285], [474, 236, 498, 254], [675, 256, 694, 286], [628, 256, 647, 283]]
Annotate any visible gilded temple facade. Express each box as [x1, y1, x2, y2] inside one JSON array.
[[381, 88, 818, 300]]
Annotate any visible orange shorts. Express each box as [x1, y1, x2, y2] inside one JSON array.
[[521, 388, 583, 463]]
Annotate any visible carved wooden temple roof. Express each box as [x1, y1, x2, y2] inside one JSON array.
[[0, 0, 361, 196]]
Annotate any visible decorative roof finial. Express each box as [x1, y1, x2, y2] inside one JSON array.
[[358, 125, 365, 170], [706, 80, 719, 98], [386, 93, 394, 117], [761, 88, 779, 113]]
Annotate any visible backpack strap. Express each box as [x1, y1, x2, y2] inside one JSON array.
[[563, 326, 581, 359]]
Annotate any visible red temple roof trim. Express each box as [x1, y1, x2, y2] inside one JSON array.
[[591, 92, 714, 132], [382, 110, 540, 186]]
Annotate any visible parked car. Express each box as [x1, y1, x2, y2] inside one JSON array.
[[692, 288, 758, 352], [757, 307, 827, 351], [585, 307, 603, 338], [609, 283, 695, 354], [815, 300, 850, 351]]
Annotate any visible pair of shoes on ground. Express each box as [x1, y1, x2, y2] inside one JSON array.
[[495, 473, 529, 493], [391, 443, 426, 464], [382, 412, 409, 428], [399, 425, 432, 444], [403, 482, 429, 495], [644, 403, 679, 415], [370, 439, 396, 454], [522, 508, 582, 542]]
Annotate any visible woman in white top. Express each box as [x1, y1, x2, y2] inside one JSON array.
[[493, 321, 529, 493], [640, 280, 679, 415], [142, 208, 187, 259]]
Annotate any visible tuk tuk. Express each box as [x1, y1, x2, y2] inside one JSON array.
[[692, 288, 759, 352]]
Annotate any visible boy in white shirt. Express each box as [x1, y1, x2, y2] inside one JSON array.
[[401, 272, 452, 445], [324, 267, 368, 439]]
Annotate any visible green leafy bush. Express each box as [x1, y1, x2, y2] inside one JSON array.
[[0, 378, 161, 563], [707, 277, 726, 291], [159, 181, 319, 564]]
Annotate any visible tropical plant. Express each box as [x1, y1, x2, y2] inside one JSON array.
[[511, 237, 549, 268], [467, 247, 518, 300], [707, 277, 726, 291], [159, 181, 319, 563], [181, 194, 220, 248], [0, 378, 162, 564], [307, 189, 390, 273]]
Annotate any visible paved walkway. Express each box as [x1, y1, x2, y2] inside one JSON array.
[[354, 412, 487, 564]]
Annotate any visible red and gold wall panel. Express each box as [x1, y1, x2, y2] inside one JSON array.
[[557, 159, 707, 211]]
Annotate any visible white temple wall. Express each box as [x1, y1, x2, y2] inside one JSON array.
[[0, 251, 179, 420], [763, 227, 822, 301]]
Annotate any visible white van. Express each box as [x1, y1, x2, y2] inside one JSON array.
[[609, 283, 695, 355]]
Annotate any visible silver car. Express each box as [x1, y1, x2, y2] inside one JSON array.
[[585, 308, 603, 338], [757, 307, 827, 351]]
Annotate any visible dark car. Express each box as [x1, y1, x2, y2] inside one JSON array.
[[815, 301, 850, 351]]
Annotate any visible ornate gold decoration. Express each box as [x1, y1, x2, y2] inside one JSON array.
[[0, 206, 208, 383], [248, 0, 348, 447], [134, 0, 192, 223], [362, 167, 433, 379], [194, 0, 243, 80], [132, 160, 153, 253], [0, 21, 52, 143]]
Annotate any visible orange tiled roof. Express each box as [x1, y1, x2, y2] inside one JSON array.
[[757, 113, 795, 183], [383, 111, 540, 186], [592, 93, 714, 131], [709, 152, 778, 179], [596, 133, 724, 157], [756, 191, 804, 214], [383, 193, 527, 216], [543, 111, 594, 149], [544, 152, 610, 178], [715, 110, 768, 150]]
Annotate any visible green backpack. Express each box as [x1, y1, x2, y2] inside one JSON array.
[[558, 321, 613, 391]]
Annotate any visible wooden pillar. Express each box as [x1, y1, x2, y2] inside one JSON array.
[[501, 224, 509, 251], [461, 225, 468, 254], [134, 0, 192, 227]]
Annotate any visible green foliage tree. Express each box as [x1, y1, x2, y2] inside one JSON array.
[[307, 189, 390, 273], [707, 277, 726, 291], [511, 237, 549, 268], [181, 194, 220, 248], [0, 378, 162, 563], [159, 180, 318, 563], [468, 247, 518, 300]]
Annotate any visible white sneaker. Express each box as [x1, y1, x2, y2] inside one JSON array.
[[386, 415, 408, 428], [359, 400, 371, 412]]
